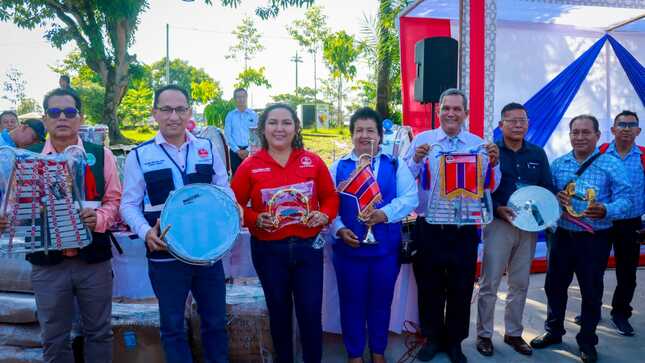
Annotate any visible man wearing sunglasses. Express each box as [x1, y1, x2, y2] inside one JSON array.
[[569, 110, 643, 337], [22, 88, 122, 363], [0, 118, 46, 148]]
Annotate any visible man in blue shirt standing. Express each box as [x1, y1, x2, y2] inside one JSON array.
[[224, 88, 258, 175], [531, 114, 631, 363], [582, 110, 643, 337]]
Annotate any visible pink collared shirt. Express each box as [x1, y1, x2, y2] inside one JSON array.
[[41, 137, 122, 233]]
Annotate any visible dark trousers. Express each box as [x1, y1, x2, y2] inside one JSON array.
[[333, 252, 400, 358], [229, 148, 245, 176], [412, 217, 479, 345], [545, 228, 612, 347], [610, 217, 642, 319], [251, 237, 323, 363], [148, 260, 228, 363]]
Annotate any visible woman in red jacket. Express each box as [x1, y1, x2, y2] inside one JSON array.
[[231, 103, 339, 363]]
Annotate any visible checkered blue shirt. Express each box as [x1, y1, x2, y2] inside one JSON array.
[[602, 142, 645, 219], [551, 149, 632, 231]]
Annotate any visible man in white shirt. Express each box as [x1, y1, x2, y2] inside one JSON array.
[[224, 87, 258, 175], [403, 88, 500, 363], [120, 85, 231, 363]]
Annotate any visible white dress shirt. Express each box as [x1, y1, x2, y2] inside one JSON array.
[[403, 127, 501, 215], [329, 150, 418, 237], [120, 131, 233, 240]]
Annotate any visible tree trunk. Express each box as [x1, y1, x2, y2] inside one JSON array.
[[102, 71, 128, 145], [375, 0, 393, 118], [376, 57, 391, 118], [338, 77, 343, 127]]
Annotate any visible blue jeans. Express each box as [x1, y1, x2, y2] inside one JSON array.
[[251, 237, 323, 363], [148, 260, 228, 363]]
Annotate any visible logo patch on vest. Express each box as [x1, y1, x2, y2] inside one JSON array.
[[300, 156, 313, 168], [198, 148, 209, 158], [86, 153, 96, 166]]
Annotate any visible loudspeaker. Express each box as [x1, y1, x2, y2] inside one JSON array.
[[414, 37, 458, 103]]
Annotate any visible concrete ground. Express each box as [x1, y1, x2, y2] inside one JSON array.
[[322, 267, 645, 363]]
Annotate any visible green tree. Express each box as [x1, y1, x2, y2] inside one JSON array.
[[374, 0, 410, 118], [149, 59, 220, 104], [1, 67, 26, 108], [287, 5, 330, 105], [235, 67, 271, 89], [192, 80, 222, 105], [323, 31, 361, 126], [227, 16, 264, 70], [117, 80, 153, 128], [271, 86, 316, 108], [204, 97, 236, 128], [0, 1, 313, 143], [16, 98, 42, 115]]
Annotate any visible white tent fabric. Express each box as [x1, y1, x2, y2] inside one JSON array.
[[403, 0, 645, 160]]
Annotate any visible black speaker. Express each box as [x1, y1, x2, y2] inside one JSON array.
[[414, 37, 458, 103]]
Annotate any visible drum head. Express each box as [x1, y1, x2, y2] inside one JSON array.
[[160, 184, 240, 264], [508, 185, 560, 232]]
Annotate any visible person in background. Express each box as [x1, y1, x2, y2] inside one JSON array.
[[120, 85, 230, 363], [329, 107, 418, 363], [0, 110, 19, 131], [475, 102, 553, 357], [224, 87, 258, 175], [0, 118, 46, 148], [231, 103, 339, 363], [530, 114, 631, 363], [59, 74, 76, 94]]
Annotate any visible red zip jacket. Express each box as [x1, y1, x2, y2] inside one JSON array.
[[231, 148, 339, 241]]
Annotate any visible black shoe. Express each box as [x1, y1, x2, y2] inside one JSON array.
[[611, 315, 635, 336], [447, 344, 467, 363], [530, 332, 562, 349], [579, 344, 598, 363], [476, 336, 493, 356], [416, 341, 441, 362], [574, 315, 582, 326]]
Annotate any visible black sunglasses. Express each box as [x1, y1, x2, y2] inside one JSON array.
[[46, 107, 79, 119]]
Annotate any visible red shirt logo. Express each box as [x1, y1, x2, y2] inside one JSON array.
[[300, 156, 313, 167], [198, 148, 209, 158]]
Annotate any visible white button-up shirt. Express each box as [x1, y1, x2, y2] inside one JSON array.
[[329, 150, 418, 237], [119, 131, 233, 240], [403, 127, 501, 215]]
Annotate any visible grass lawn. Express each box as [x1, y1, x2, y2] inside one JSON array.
[[121, 129, 156, 143], [120, 127, 352, 164]]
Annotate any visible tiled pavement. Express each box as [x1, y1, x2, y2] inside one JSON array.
[[322, 268, 645, 362]]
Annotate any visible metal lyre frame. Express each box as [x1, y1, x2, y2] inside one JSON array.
[[424, 142, 493, 226], [356, 140, 381, 244]]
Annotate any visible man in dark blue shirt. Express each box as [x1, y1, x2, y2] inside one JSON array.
[[476, 102, 553, 357]]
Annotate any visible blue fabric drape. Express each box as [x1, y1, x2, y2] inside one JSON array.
[[493, 36, 607, 146], [608, 35, 645, 107]]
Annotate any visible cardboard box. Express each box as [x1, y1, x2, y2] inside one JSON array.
[[189, 278, 275, 363], [111, 302, 164, 363]]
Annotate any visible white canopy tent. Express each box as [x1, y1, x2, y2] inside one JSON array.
[[401, 0, 645, 159]]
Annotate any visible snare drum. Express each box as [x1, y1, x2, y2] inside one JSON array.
[[159, 183, 240, 265]]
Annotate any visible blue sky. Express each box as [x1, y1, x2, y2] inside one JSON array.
[[0, 0, 377, 111]]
